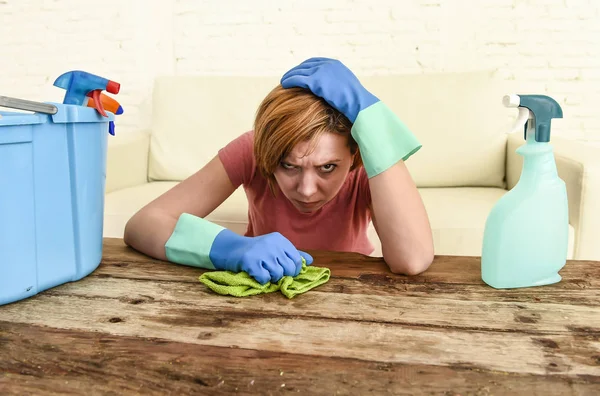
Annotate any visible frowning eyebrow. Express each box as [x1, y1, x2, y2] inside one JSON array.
[[283, 159, 342, 167]]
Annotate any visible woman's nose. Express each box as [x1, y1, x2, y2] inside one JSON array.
[[297, 173, 318, 198]]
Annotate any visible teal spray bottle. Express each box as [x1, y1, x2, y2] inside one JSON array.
[[481, 94, 568, 289]]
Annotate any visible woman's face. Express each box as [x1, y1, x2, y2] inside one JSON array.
[[274, 132, 354, 213]]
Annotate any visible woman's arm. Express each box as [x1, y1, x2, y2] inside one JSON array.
[[123, 155, 236, 261], [368, 160, 434, 275]]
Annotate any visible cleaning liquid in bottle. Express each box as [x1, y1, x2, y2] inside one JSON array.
[[481, 94, 568, 289]]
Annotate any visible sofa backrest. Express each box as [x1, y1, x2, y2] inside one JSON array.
[[148, 70, 511, 188]]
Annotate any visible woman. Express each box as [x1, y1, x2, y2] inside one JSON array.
[[124, 57, 434, 284]]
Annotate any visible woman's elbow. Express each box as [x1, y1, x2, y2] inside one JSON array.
[[386, 248, 434, 276], [123, 210, 148, 249], [123, 219, 134, 247], [122, 216, 139, 248]]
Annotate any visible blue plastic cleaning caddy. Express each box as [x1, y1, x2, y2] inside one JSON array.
[[0, 70, 121, 305]]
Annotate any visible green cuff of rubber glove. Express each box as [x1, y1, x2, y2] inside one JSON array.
[[164, 213, 225, 269], [352, 101, 422, 178]]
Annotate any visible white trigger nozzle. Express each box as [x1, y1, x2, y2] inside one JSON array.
[[507, 107, 531, 135], [503, 94, 520, 108]]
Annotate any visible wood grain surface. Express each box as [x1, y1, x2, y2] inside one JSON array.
[[1, 237, 599, 395]]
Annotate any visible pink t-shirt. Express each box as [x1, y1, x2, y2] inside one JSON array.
[[218, 130, 374, 255]]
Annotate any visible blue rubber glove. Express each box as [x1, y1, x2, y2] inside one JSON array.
[[280, 57, 422, 178], [280, 57, 379, 123], [165, 213, 313, 285], [209, 230, 313, 285]]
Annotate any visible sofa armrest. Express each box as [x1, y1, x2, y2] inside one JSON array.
[[506, 133, 600, 260], [106, 130, 150, 194]]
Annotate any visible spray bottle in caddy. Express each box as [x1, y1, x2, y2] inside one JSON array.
[[481, 94, 568, 289], [54, 70, 123, 134]]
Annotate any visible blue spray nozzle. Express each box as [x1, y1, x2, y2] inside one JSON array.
[[53, 71, 120, 117], [504, 94, 563, 143]]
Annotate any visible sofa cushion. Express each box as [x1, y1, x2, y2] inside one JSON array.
[[419, 187, 506, 256], [149, 76, 279, 182], [418, 187, 575, 258], [360, 71, 512, 188], [148, 71, 511, 188], [103, 181, 250, 238]]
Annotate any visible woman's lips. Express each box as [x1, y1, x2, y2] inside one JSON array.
[[296, 200, 321, 208]]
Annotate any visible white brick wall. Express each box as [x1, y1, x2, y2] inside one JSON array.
[[1, 0, 599, 144]]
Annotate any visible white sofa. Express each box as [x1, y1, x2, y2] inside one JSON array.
[[103, 70, 600, 260]]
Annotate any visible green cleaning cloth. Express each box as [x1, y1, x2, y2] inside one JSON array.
[[198, 259, 330, 299]]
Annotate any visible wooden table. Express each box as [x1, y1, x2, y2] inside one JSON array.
[[1, 238, 599, 395]]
